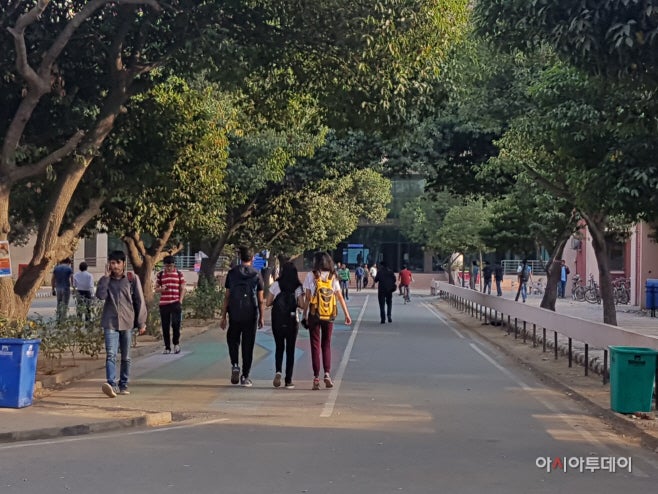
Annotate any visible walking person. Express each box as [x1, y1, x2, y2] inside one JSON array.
[[515, 259, 533, 303], [302, 252, 352, 390], [482, 261, 493, 295], [362, 264, 369, 289], [51, 258, 73, 323], [494, 261, 504, 296], [220, 246, 265, 387], [265, 261, 304, 389], [96, 250, 147, 397], [558, 259, 570, 298], [369, 263, 378, 288], [73, 261, 95, 321], [337, 262, 351, 301], [375, 261, 397, 323], [155, 255, 186, 354]]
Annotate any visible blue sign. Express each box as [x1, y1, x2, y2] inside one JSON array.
[[252, 254, 266, 271]]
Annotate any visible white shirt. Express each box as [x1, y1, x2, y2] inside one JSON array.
[[369, 266, 377, 277], [303, 271, 341, 293], [73, 271, 95, 292]]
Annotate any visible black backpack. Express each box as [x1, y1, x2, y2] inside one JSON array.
[[228, 273, 258, 323], [271, 289, 298, 329]]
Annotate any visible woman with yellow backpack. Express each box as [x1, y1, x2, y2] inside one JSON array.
[[302, 252, 352, 390]]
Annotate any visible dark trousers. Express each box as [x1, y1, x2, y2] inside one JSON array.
[[483, 280, 492, 295], [308, 317, 333, 377], [495, 279, 502, 296], [558, 280, 566, 298], [227, 318, 258, 377], [378, 291, 393, 322], [160, 302, 182, 350], [272, 323, 298, 383]]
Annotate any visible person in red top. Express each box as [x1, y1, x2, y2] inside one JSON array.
[[398, 265, 413, 302], [155, 255, 186, 354]]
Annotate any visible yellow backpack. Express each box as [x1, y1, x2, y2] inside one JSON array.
[[310, 274, 337, 321]]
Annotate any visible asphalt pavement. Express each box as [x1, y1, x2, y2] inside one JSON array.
[[1, 285, 657, 448]]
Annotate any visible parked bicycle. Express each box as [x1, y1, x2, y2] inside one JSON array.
[[613, 278, 631, 305], [571, 274, 586, 302], [584, 274, 601, 304]]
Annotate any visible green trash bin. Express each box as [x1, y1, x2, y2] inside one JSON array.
[[609, 346, 658, 413]]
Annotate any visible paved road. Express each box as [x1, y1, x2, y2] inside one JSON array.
[[3, 292, 658, 493]]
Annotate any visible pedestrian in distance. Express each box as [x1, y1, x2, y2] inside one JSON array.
[[96, 250, 147, 398], [73, 261, 95, 321], [558, 259, 570, 298], [375, 261, 397, 323], [220, 246, 265, 387], [398, 264, 413, 303], [362, 264, 369, 288], [51, 258, 73, 323], [155, 255, 186, 354], [355, 264, 365, 291], [265, 261, 305, 389], [369, 263, 378, 288], [494, 261, 504, 296], [482, 261, 493, 295], [302, 252, 352, 390], [515, 259, 533, 303], [337, 262, 351, 301], [470, 260, 479, 290]]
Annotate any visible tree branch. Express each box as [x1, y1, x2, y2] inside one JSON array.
[[7, 131, 85, 184]]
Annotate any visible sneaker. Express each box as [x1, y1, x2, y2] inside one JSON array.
[[273, 372, 282, 388], [388, 317, 392, 323], [101, 382, 117, 398], [240, 375, 253, 387], [285, 382, 295, 389], [324, 373, 334, 389], [163, 348, 171, 354], [312, 377, 320, 390], [231, 365, 240, 385], [174, 344, 181, 354], [118, 388, 130, 395]]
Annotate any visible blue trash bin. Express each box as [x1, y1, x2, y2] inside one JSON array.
[[646, 279, 658, 316], [0, 338, 41, 408]]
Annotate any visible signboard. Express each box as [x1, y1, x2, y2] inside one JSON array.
[[252, 254, 266, 271], [0, 241, 11, 277]]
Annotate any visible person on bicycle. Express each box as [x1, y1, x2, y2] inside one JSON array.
[[398, 265, 413, 302]]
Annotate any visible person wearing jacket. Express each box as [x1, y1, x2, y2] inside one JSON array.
[[96, 250, 147, 398]]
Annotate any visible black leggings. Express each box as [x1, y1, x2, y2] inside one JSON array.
[[272, 323, 298, 383]]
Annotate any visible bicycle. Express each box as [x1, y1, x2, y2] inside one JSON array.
[[571, 274, 586, 302], [402, 285, 410, 304], [613, 278, 630, 305], [584, 274, 601, 304]]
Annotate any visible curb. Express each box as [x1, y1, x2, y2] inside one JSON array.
[[0, 411, 172, 444], [439, 304, 658, 454]]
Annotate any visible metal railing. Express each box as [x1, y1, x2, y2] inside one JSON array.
[[502, 259, 546, 276], [433, 281, 658, 409]]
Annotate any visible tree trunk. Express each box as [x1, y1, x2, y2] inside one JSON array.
[[540, 260, 561, 311], [585, 215, 617, 326], [539, 239, 568, 311]]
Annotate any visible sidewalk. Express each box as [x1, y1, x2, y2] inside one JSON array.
[[1, 288, 657, 446]]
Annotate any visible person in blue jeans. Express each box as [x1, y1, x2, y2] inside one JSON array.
[[516, 260, 532, 303], [558, 259, 570, 298], [96, 250, 147, 398]]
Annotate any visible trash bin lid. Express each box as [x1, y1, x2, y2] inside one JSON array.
[[0, 338, 41, 345], [609, 345, 658, 355], [646, 279, 658, 288]]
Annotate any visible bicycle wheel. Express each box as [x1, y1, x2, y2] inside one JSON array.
[[618, 288, 630, 305], [573, 286, 586, 302], [584, 287, 599, 304]]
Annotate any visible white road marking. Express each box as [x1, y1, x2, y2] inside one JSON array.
[[422, 301, 466, 339], [320, 296, 369, 418]]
